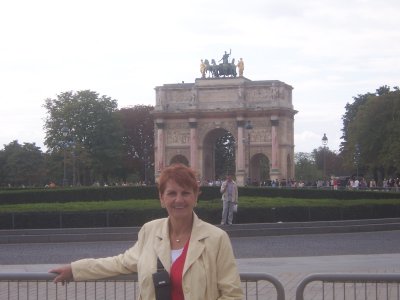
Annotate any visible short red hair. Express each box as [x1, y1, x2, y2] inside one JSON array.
[[157, 164, 199, 196]]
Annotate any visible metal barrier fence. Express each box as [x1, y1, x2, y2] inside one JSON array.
[[5, 272, 400, 300], [296, 273, 400, 300], [0, 272, 285, 300]]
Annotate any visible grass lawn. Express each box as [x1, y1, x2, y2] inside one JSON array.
[[1, 197, 400, 213]]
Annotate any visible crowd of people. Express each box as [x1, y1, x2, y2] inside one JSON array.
[[201, 176, 400, 192]]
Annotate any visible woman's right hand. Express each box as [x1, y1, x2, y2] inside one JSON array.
[[49, 264, 73, 284]]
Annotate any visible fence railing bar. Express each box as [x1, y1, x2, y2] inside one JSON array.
[[1, 271, 283, 300], [240, 272, 285, 300], [296, 273, 400, 300]]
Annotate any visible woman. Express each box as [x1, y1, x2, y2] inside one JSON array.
[[50, 164, 243, 299]]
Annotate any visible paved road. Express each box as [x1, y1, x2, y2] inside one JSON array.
[[2, 229, 400, 300], [1, 230, 400, 264]]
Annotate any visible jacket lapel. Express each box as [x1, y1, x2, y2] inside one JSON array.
[[154, 218, 172, 271], [183, 214, 207, 275]]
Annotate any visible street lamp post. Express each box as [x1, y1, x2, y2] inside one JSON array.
[[61, 125, 69, 187], [144, 147, 148, 185], [71, 139, 76, 186], [322, 133, 328, 181], [245, 120, 253, 185], [355, 143, 360, 179]]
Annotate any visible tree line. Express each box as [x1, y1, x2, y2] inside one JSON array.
[[1, 86, 399, 188], [295, 85, 400, 185], [0, 90, 154, 187]]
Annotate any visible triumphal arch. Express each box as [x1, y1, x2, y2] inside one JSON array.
[[152, 75, 296, 186]]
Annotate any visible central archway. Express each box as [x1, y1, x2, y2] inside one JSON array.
[[202, 128, 236, 183]]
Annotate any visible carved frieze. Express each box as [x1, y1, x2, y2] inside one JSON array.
[[198, 89, 237, 103], [250, 128, 271, 143], [167, 90, 192, 103], [245, 85, 291, 104], [166, 129, 190, 145]]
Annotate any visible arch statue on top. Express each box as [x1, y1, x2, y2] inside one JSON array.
[[200, 49, 239, 78]]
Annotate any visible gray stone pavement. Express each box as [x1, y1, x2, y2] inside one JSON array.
[[2, 253, 400, 300]]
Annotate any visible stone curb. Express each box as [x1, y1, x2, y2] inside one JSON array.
[[1, 218, 400, 244]]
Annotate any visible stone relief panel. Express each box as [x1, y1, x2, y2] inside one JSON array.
[[245, 85, 291, 105], [198, 89, 237, 103], [166, 90, 192, 103], [166, 129, 190, 145], [164, 122, 189, 145], [251, 118, 269, 129], [250, 128, 271, 143], [247, 118, 271, 144], [246, 87, 272, 102]]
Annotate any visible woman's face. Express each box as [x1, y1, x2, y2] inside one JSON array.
[[160, 179, 197, 220]]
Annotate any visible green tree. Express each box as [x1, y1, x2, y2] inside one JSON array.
[[344, 86, 400, 182], [117, 105, 154, 184], [43, 90, 123, 185], [294, 152, 321, 184], [0, 141, 46, 187], [215, 132, 236, 179], [313, 147, 347, 178]]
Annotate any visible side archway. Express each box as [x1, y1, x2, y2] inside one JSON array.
[[250, 153, 270, 186]]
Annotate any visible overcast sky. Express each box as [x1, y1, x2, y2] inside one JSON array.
[[1, 0, 399, 153]]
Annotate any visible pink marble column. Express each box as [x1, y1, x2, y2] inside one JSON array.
[[270, 117, 280, 175], [189, 118, 198, 172], [237, 120, 245, 172], [234, 119, 246, 186], [156, 121, 165, 172]]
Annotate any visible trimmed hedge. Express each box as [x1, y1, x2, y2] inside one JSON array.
[[0, 186, 159, 205], [1, 204, 400, 229], [238, 187, 400, 200], [1, 185, 400, 205]]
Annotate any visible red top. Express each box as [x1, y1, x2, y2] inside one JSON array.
[[170, 239, 190, 300]]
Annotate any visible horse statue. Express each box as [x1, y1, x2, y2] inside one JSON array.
[[216, 58, 237, 78], [204, 59, 218, 78], [203, 55, 237, 78]]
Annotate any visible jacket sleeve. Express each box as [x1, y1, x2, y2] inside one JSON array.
[[71, 227, 146, 281], [215, 231, 243, 299], [71, 244, 139, 280]]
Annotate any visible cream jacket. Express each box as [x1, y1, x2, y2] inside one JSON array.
[[220, 180, 239, 203], [71, 213, 243, 300]]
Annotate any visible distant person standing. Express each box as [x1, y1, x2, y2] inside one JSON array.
[[220, 174, 238, 225]]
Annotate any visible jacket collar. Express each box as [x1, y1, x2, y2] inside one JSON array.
[[153, 213, 209, 273]]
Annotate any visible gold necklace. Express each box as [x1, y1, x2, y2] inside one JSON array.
[[173, 233, 189, 243]]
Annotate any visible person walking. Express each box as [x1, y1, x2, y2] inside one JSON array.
[[220, 174, 238, 225], [50, 164, 243, 300]]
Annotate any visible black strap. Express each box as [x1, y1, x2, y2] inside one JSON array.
[[153, 257, 171, 300], [157, 257, 164, 272]]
